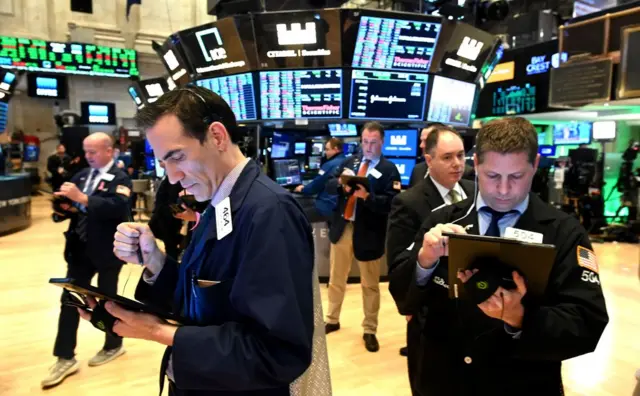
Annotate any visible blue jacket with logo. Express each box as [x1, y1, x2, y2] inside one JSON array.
[[300, 153, 346, 218]]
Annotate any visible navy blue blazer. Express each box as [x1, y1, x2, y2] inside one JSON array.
[[300, 153, 345, 218], [136, 160, 315, 396]]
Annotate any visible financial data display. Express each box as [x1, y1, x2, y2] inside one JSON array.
[[27, 74, 67, 99], [81, 102, 116, 125], [352, 16, 441, 72], [0, 68, 17, 93], [0, 36, 138, 78], [179, 18, 250, 78], [427, 75, 476, 126], [196, 72, 257, 121], [349, 70, 428, 121], [383, 129, 418, 157], [490, 84, 537, 116], [260, 69, 342, 120], [0, 102, 8, 131], [553, 122, 592, 145], [329, 123, 358, 136], [273, 159, 302, 186], [388, 157, 416, 186]]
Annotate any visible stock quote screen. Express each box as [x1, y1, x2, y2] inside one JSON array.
[[196, 72, 257, 121], [349, 70, 428, 121], [352, 16, 440, 72], [0, 36, 138, 78], [491, 84, 537, 116], [427, 75, 476, 126], [260, 68, 342, 120]]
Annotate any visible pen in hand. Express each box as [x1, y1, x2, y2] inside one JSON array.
[[128, 212, 145, 265]]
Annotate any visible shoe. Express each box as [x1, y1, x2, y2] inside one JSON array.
[[399, 346, 408, 356], [88, 346, 126, 367], [41, 358, 80, 388], [325, 322, 340, 334], [363, 334, 379, 352]]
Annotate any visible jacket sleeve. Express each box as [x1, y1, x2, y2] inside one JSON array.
[[171, 200, 314, 391], [134, 256, 180, 314], [87, 172, 132, 221], [301, 161, 334, 196], [325, 158, 347, 196], [512, 223, 609, 361], [362, 163, 401, 214]]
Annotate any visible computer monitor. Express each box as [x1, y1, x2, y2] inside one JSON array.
[[426, 75, 476, 126], [538, 145, 556, 157], [388, 158, 416, 187], [383, 129, 418, 157], [294, 142, 306, 155], [308, 156, 322, 170], [311, 142, 324, 155], [273, 159, 302, 186], [553, 122, 592, 145], [592, 121, 616, 141], [329, 124, 357, 137]]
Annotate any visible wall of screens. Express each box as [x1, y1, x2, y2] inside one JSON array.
[[196, 72, 257, 121]]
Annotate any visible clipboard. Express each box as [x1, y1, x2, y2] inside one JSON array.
[[442, 233, 556, 300], [49, 277, 184, 324], [340, 175, 370, 192]]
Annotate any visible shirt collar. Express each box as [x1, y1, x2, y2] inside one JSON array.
[[92, 159, 114, 175], [429, 175, 463, 202], [362, 155, 380, 166], [210, 158, 250, 208], [476, 193, 529, 215]]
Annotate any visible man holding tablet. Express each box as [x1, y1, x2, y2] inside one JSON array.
[[389, 117, 609, 395]]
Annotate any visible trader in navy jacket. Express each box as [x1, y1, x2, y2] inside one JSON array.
[[294, 137, 346, 222], [79, 88, 321, 396]]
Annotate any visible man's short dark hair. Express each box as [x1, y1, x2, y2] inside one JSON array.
[[362, 121, 385, 138], [476, 117, 538, 164], [326, 137, 343, 152], [424, 125, 462, 155], [135, 86, 241, 144]]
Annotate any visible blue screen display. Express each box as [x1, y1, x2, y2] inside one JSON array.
[[388, 157, 416, 186], [196, 72, 257, 121], [553, 122, 592, 145], [329, 124, 357, 137], [383, 129, 417, 157], [35, 76, 59, 97], [2, 71, 15, 84], [538, 145, 556, 157], [0, 102, 8, 132]]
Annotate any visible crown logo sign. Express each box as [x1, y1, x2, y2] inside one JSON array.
[[457, 36, 484, 61], [277, 22, 317, 46], [390, 135, 407, 145]]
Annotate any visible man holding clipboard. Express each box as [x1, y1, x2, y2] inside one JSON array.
[[389, 117, 609, 396]]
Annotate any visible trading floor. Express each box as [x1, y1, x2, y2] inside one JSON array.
[[1, 196, 637, 396]]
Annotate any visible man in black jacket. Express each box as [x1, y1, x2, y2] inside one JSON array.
[[389, 117, 608, 395], [324, 121, 402, 352], [43, 132, 131, 389], [47, 143, 71, 191], [386, 126, 474, 390]]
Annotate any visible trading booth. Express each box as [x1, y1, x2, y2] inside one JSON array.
[[132, 8, 503, 281]]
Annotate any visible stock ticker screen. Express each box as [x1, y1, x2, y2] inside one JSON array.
[[491, 84, 537, 116], [260, 68, 342, 120], [0, 102, 8, 132], [427, 75, 476, 126], [349, 70, 428, 121], [0, 36, 138, 78], [196, 72, 257, 121], [352, 16, 441, 72]]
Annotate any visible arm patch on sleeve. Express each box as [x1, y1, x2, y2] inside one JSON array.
[[577, 246, 599, 274], [116, 185, 131, 197]]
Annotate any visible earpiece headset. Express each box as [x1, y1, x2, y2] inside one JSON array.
[[177, 87, 224, 127]]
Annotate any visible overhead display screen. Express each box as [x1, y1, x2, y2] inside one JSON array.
[[329, 123, 358, 137], [81, 102, 116, 125], [156, 37, 191, 86], [350, 70, 428, 121], [254, 10, 341, 69], [27, 74, 67, 99], [427, 76, 476, 126], [352, 15, 441, 72], [388, 157, 416, 186], [0, 102, 8, 131], [383, 129, 418, 157], [553, 122, 592, 145], [0, 36, 138, 78], [179, 18, 250, 78], [128, 84, 145, 109], [260, 68, 342, 120], [490, 83, 537, 116], [196, 72, 257, 122], [139, 77, 170, 104], [0, 68, 17, 93]]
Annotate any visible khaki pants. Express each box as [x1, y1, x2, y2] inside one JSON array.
[[326, 223, 381, 334]]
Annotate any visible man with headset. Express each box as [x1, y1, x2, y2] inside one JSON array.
[[79, 87, 330, 395], [389, 117, 608, 395]]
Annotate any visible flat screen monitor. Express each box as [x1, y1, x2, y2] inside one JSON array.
[[552, 122, 592, 145], [344, 141, 359, 155], [178, 18, 250, 78], [383, 129, 418, 157], [308, 155, 322, 170], [128, 84, 145, 108], [329, 123, 357, 137], [349, 70, 428, 121], [0, 68, 17, 93], [388, 157, 416, 186], [254, 9, 341, 69], [196, 72, 257, 121], [0, 102, 7, 132], [155, 157, 165, 178], [294, 142, 306, 155], [273, 158, 302, 186], [538, 132, 546, 145], [489, 83, 537, 116], [260, 69, 342, 119], [80, 102, 116, 125], [156, 36, 191, 86], [427, 75, 476, 126], [538, 145, 556, 157], [592, 121, 616, 141], [0, 36, 138, 78], [140, 77, 169, 104], [311, 142, 324, 155], [27, 73, 67, 99], [144, 139, 153, 155], [352, 15, 441, 72]]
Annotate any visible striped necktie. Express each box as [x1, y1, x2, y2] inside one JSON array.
[[449, 189, 462, 204]]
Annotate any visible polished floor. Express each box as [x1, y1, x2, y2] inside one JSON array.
[[0, 196, 638, 396]]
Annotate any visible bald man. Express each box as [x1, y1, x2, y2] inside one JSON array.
[[43, 133, 132, 389]]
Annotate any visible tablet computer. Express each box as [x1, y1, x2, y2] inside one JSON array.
[[49, 277, 185, 323], [443, 232, 556, 300], [340, 175, 370, 192]]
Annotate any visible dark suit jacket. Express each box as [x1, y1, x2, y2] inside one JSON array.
[[388, 194, 608, 396], [409, 161, 428, 188], [325, 155, 401, 261], [66, 164, 132, 269], [386, 176, 474, 315]]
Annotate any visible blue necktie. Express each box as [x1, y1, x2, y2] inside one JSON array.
[[482, 207, 517, 237], [84, 169, 100, 194]]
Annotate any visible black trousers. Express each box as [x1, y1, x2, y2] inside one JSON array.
[[53, 235, 123, 359], [407, 316, 422, 396]]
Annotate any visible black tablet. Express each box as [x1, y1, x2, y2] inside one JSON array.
[[49, 277, 184, 324], [340, 175, 371, 192], [442, 232, 557, 300]]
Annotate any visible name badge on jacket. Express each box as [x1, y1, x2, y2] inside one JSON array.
[[504, 227, 543, 244], [215, 197, 233, 240], [370, 168, 382, 179], [101, 173, 115, 182]]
